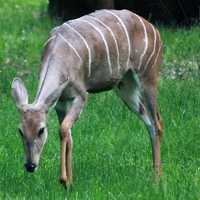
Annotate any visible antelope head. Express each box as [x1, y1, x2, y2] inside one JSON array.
[[11, 77, 66, 172]]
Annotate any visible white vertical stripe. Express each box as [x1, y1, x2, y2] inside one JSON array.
[[152, 31, 161, 68], [90, 16, 121, 71], [43, 35, 56, 47], [151, 45, 161, 70], [50, 26, 59, 34], [63, 23, 92, 77], [58, 33, 82, 61], [78, 19, 112, 74], [142, 24, 157, 74], [105, 10, 131, 70], [133, 14, 148, 70]]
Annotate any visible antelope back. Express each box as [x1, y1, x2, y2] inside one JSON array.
[[43, 9, 162, 88]]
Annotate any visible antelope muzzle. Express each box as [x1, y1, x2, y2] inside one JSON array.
[[24, 162, 37, 172]]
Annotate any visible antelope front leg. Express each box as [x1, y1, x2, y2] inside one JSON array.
[[60, 127, 72, 187], [59, 96, 85, 188]]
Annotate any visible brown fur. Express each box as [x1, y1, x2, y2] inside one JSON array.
[[12, 9, 163, 188]]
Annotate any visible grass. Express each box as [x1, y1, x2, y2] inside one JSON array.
[[0, 0, 200, 199]]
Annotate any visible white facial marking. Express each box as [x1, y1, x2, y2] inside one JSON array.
[[58, 33, 82, 61], [133, 14, 148, 70], [105, 10, 131, 70], [78, 19, 112, 74], [63, 23, 92, 77], [32, 130, 47, 165], [90, 16, 121, 71], [142, 24, 157, 74]]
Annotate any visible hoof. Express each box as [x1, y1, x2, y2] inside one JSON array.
[[153, 168, 161, 184], [59, 177, 72, 190]]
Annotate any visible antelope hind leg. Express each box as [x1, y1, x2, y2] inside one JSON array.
[[143, 84, 163, 179], [115, 71, 162, 178]]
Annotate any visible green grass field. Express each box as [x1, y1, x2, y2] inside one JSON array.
[[0, 0, 200, 199]]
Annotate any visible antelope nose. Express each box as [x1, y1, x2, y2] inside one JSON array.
[[24, 163, 36, 172]]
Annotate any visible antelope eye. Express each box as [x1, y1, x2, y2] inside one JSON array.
[[38, 127, 45, 137], [18, 128, 23, 137]]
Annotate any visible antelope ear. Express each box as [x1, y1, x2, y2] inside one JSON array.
[[11, 77, 28, 108], [44, 80, 69, 110]]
